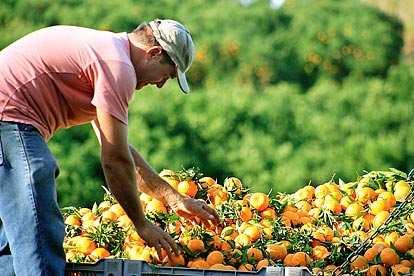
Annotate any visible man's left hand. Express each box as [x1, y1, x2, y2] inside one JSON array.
[[168, 196, 220, 224]]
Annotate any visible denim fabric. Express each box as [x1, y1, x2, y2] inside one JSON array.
[[0, 121, 65, 276]]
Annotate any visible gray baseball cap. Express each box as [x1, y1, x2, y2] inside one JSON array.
[[148, 19, 195, 94]]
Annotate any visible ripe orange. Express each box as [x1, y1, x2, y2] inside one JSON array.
[[249, 193, 269, 211], [223, 177, 243, 194], [240, 206, 252, 222], [373, 211, 389, 228], [101, 210, 118, 222], [394, 180, 411, 202], [177, 180, 198, 198], [366, 264, 387, 276], [90, 247, 110, 259], [394, 235, 414, 253], [380, 248, 400, 266], [292, 252, 310, 267], [350, 255, 368, 271], [312, 245, 330, 260], [238, 263, 254, 271], [247, 247, 264, 263], [75, 236, 97, 255], [65, 214, 81, 226], [145, 199, 167, 214], [266, 244, 287, 261], [283, 253, 295, 266], [345, 203, 364, 219], [187, 239, 205, 253], [391, 264, 410, 275], [256, 259, 270, 270], [261, 207, 276, 220], [234, 234, 250, 247], [167, 254, 186, 266], [364, 247, 379, 262], [198, 176, 217, 189], [206, 251, 224, 266], [243, 225, 262, 242]]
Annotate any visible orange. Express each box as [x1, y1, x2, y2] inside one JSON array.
[[292, 252, 310, 267], [350, 255, 368, 271], [373, 211, 389, 228], [187, 239, 205, 253], [394, 180, 411, 202], [90, 247, 110, 259], [247, 247, 263, 263], [223, 177, 243, 194], [356, 187, 377, 204], [394, 235, 414, 253], [234, 234, 250, 247], [377, 191, 396, 209], [109, 204, 125, 218], [117, 214, 133, 228], [364, 247, 380, 262], [64, 214, 81, 226], [198, 176, 217, 189], [370, 199, 389, 215], [266, 244, 287, 261], [75, 236, 97, 255], [283, 253, 295, 266], [380, 248, 400, 266], [177, 180, 198, 198], [243, 225, 262, 242], [145, 199, 167, 214], [206, 251, 224, 266], [167, 254, 186, 266], [345, 203, 364, 219], [312, 245, 330, 260], [391, 264, 410, 275], [249, 193, 269, 211], [238, 263, 254, 271], [366, 264, 387, 276], [256, 259, 270, 270], [101, 210, 118, 222], [240, 206, 252, 222], [261, 207, 276, 220]]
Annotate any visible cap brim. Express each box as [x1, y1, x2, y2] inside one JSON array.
[[177, 69, 190, 94]]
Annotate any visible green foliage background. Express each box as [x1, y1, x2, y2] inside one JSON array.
[[1, 0, 412, 207]]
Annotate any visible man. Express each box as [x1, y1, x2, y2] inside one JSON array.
[[0, 19, 219, 276]]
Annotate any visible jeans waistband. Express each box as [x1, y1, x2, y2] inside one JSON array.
[[0, 121, 39, 132]]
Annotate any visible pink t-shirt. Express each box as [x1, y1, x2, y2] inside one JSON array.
[[0, 25, 137, 140]]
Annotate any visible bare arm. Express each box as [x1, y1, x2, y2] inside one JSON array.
[[91, 114, 178, 258], [128, 145, 182, 204]]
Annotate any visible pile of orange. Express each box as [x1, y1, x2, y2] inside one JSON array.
[[63, 169, 414, 275]]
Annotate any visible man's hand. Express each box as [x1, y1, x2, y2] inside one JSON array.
[[168, 195, 220, 225], [136, 218, 179, 260]]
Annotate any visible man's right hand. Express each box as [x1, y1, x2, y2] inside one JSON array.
[[136, 218, 180, 260]]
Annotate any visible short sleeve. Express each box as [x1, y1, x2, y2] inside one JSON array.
[[87, 60, 136, 125]]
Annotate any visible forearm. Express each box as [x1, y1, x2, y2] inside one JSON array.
[[129, 145, 181, 204], [102, 155, 146, 226]]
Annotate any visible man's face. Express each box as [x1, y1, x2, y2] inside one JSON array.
[[136, 47, 177, 90]]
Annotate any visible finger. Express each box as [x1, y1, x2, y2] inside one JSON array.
[[154, 243, 162, 262], [159, 238, 174, 260], [165, 234, 180, 256], [203, 204, 220, 222]]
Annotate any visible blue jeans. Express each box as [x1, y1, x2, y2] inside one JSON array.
[[0, 121, 65, 276]]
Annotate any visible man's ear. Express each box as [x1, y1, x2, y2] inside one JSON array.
[[146, 46, 163, 58]]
